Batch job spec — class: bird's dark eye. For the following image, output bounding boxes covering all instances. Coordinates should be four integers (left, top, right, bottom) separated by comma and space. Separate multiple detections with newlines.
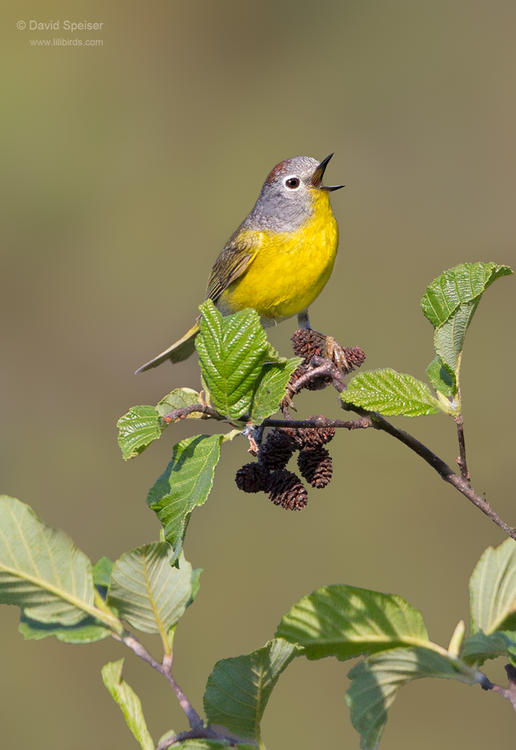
285, 177, 300, 189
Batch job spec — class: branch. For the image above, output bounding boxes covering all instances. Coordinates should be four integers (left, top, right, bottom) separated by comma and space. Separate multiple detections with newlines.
162, 403, 224, 423
454, 413, 470, 482
284, 352, 514, 539
263, 416, 371, 431
342, 403, 516, 540
481, 665, 516, 713
121, 634, 204, 731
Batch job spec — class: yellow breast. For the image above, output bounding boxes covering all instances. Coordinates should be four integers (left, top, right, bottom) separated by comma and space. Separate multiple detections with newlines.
219, 191, 338, 322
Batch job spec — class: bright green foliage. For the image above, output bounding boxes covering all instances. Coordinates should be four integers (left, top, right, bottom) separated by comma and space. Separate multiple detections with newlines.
156, 387, 201, 418
117, 405, 164, 460
93, 556, 114, 588
421, 262, 512, 375
204, 639, 298, 740
250, 356, 302, 422
343, 368, 441, 417
0, 495, 96, 625
421, 262, 512, 328
196, 301, 300, 421
426, 356, 456, 398
117, 388, 201, 460
147, 434, 224, 555
196, 301, 270, 419
108, 544, 194, 637
276, 584, 429, 660
461, 630, 516, 666
188, 566, 203, 608
469, 538, 516, 634
2, 260, 515, 750
346, 647, 477, 750
102, 659, 154, 750
19, 611, 110, 643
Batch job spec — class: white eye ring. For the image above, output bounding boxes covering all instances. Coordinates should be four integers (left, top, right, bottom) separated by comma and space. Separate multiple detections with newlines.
284, 175, 301, 190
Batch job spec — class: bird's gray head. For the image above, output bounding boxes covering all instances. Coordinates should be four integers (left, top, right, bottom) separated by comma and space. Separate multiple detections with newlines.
244, 154, 343, 233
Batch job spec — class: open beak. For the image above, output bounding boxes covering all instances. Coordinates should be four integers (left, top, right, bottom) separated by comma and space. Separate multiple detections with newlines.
311, 153, 344, 191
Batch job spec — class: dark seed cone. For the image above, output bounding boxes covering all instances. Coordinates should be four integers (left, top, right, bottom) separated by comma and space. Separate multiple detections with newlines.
298, 448, 333, 489
291, 329, 326, 361
273, 426, 304, 449
296, 417, 336, 449
235, 462, 270, 493
258, 429, 297, 471
342, 346, 366, 372
268, 470, 308, 510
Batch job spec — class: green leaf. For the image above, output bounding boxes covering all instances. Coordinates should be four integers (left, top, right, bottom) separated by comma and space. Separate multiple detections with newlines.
469, 538, 516, 634
421, 262, 512, 328
102, 659, 154, 750
188, 567, 202, 608
204, 638, 298, 740
276, 584, 429, 660
107, 544, 193, 636
117, 405, 164, 460
118, 389, 203, 461
196, 301, 270, 419
147, 434, 223, 555
343, 369, 440, 417
19, 611, 110, 643
346, 647, 477, 750
433, 301, 478, 372
93, 556, 114, 588
0, 495, 97, 625
250, 356, 303, 422
156, 387, 201, 418
461, 630, 516, 666
426, 356, 456, 398
421, 262, 512, 375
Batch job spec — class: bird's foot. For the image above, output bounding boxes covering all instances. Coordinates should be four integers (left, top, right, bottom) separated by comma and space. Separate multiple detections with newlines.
323, 335, 351, 373
290, 328, 365, 375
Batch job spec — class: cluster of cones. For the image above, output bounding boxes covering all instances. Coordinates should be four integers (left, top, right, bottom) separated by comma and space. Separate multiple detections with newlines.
235, 422, 335, 510
289, 328, 366, 390
235, 329, 366, 511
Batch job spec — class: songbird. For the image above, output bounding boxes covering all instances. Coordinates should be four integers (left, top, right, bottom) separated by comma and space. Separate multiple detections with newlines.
136, 154, 343, 373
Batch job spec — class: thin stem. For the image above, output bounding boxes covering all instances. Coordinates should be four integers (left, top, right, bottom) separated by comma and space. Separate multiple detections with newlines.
263, 416, 371, 430
455, 413, 470, 482
481, 665, 516, 713
162, 403, 224, 423
122, 634, 204, 731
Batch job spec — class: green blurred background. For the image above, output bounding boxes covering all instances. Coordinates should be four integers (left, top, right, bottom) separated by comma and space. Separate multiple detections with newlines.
2, 1, 515, 747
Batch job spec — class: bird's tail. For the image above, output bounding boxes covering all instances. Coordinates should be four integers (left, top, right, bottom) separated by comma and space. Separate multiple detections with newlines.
135, 320, 201, 373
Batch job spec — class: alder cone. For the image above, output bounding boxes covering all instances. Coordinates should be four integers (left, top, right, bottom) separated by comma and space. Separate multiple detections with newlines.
343, 345, 366, 370
297, 448, 333, 488
235, 462, 270, 493
296, 419, 336, 450
268, 470, 308, 510
258, 429, 296, 471
291, 329, 326, 361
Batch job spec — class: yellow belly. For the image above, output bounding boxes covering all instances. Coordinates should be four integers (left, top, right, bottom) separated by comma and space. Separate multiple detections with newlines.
219, 193, 338, 322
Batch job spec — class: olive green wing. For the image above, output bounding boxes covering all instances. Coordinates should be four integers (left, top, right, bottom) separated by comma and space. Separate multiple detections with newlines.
205, 230, 261, 303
